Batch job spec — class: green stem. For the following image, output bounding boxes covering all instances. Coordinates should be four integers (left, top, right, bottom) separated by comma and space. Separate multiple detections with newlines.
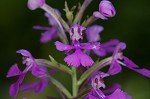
72, 67, 78, 97
46, 75, 73, 98
73, 0, 93, 24
41, 4, 69, 44
77, 57, 112, 86
36, 59, 73, 75
82, 16, 98, 27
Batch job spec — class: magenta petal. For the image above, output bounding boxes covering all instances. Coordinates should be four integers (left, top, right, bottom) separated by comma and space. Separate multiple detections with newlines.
99, 0, 116, 18
55, 41, 74, 51
113, 42, 126, 55
108, 60, 122, 75
7, 64, 22, 78
20, 82, 38, 93
93, 39, 120, 57
107, 89, 132, 99
9, 74, 25, 98
123, 56, 138, 68
123, 56, 150, 78
86, 25, 104, 42
80, 42, 100, 50
40, 27, 58, 43
64, 50, 80, 67
93, 48, 107, 57
102, 39, 120, 53
27, 0, 45, 10
20, 79, 48, 93
9, 82, 19, 98
16, 49, 32, 58
64, 49, 94, 67
31, 65, 47, 77
33, 25, 50, 30
103, 83, 121, 94
93, 11, 108, 20
34, 79, 49, 93
77, 49, 94, 67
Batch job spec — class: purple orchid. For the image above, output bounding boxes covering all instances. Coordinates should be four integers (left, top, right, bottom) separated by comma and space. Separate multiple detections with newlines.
6, 50, 48, 98
108, 42, 150, 78
86, 25, 120, 57
55, 24, 100, 67
93, 0, 116, 20
85, 72, 132, 99
16, 49, 47, 77
27, 0, 45, 10
33, 10, 61, 43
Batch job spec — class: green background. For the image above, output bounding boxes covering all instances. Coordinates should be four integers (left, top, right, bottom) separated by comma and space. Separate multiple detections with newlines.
0, 0, 150, 99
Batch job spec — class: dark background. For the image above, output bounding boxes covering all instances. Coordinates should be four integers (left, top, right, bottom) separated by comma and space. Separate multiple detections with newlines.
0, 0, 150, 99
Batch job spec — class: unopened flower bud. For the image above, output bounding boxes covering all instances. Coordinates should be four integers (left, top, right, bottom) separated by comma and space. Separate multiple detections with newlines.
93, 0, 116, 20
27, 0, 45, 10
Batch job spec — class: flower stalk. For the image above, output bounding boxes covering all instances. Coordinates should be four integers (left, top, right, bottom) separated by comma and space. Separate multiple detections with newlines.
73, 0, 93, 24
36, 59, 73, 75
46, 75, 73, 98
72, 67, 78, 97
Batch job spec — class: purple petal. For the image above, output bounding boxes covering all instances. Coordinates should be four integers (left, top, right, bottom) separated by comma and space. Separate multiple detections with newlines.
55, 41, 74, 51
86, 25, 104, 42
40, 27, 58, 43
99, 0, 116, 18
107, 89, 132, 99
16, 49, 33, 58
103, 83, 121, 94
31, 65, 47, 77
93, 39, 120, 57
33, 25, 50, 30
9, 74, 25, 98
80, 42, 100, 50
108, 60, 122, 75
27, 0, 45, 10
87, 89, 106, 99
113, 42, 126, 55
64, 49, 94, 67
102, 39, 120, 53
7, 64, 22, 78
93, 48, 107, 57
34, 79, 49, 93
93, 11, 108, 20
76, 49, 94, 67
64, 50, 80, 67
123, 56, 150, 78
9, 82, 19, 98
20, 78, 49, 93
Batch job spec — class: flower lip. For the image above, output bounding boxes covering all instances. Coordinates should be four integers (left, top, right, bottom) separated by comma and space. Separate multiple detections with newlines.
92, 72, 109, 89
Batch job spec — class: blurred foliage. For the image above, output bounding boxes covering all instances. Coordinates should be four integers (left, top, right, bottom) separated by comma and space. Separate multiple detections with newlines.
0, 0, 150, 99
